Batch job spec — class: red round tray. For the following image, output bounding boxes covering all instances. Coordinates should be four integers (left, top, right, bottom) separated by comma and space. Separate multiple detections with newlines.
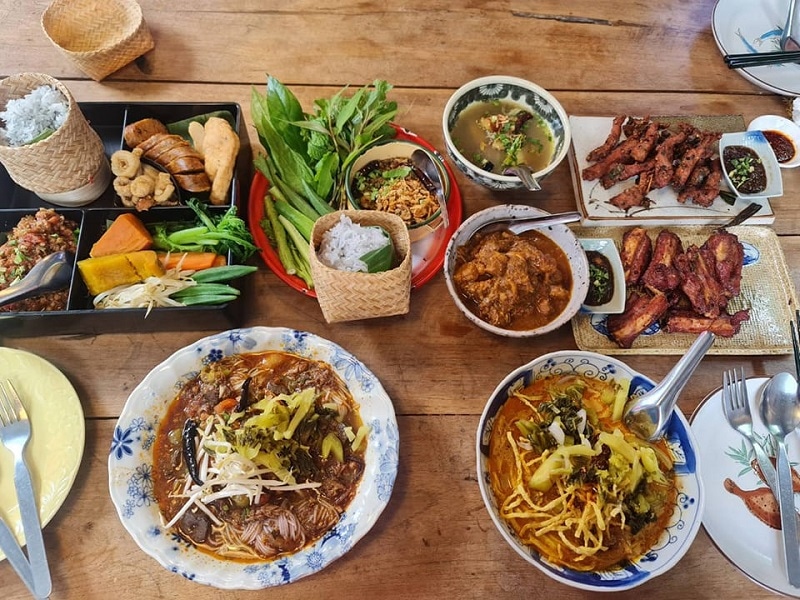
248, 126, 463, 297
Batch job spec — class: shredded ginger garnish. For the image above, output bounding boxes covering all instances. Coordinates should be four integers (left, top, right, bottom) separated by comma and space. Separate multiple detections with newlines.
163, 414, 321, 530
93, 266, 196, 316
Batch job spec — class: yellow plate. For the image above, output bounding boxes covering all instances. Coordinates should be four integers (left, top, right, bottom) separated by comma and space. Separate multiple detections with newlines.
0, 348, 84, 559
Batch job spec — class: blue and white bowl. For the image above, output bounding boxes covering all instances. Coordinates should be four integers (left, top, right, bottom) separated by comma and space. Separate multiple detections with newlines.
476, 351, 704, 592
108, 327, 399, 589
442, 75, 571, 191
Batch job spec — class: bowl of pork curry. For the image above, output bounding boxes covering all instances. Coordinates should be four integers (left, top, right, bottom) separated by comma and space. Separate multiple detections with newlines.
443, 205, 589, 337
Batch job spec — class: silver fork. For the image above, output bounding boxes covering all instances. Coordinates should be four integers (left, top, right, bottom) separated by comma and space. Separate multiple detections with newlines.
0, 380, 52, 599
722, 368, 781, 499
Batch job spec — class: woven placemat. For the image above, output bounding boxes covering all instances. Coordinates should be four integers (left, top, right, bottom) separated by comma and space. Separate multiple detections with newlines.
571, 225, 797, 355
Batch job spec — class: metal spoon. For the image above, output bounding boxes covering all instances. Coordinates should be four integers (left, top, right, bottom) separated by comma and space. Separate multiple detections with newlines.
0, 251, 73, 308
410, 149, 449, 229
782, 0, 800, 51
470, 210, 582, 238
760, 371, 800, 588
623, 330, 715, 440
503, 165, 542, 191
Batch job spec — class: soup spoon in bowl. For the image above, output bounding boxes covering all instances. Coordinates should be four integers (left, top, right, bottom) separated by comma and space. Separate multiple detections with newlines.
503, 165, 542, 191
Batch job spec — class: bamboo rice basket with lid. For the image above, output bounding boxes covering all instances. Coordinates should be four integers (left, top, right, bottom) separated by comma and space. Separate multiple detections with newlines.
309, 210, 412, 323
0, 72, 110, 206
41, 0, 154, 81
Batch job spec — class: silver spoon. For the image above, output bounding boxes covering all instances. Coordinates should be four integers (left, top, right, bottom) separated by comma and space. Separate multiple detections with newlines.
503, 165, 542, 191
0, 251, 73, 308
623, 330, 715, 440
410, 149, 449, 229
782, 0, 800, 51
470, 210, 582, 238
760, 371, 800, 588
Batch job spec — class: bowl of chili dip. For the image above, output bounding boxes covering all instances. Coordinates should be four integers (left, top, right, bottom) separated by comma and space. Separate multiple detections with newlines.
719, 131, 782, 199
747, 114, 800, 169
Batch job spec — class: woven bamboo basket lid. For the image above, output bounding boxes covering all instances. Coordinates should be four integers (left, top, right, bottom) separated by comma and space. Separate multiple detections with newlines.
310, 211, 412, 323
0, 73, 109, 203
41, 0, 154, 81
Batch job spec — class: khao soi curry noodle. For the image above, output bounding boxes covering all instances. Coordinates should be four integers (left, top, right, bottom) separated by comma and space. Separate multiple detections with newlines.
152, 350, 369, 562
487, 373, 677, 572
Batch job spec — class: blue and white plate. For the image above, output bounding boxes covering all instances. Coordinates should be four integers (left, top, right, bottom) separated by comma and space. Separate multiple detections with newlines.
712, 0, 800, 96
719, 131, 783, 199
108, 327, 399, 589
476, 351, 704, 592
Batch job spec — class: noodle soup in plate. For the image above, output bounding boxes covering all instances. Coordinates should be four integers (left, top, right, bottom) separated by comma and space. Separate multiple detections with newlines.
108, 327, 399, 589
476, 350, 703, 592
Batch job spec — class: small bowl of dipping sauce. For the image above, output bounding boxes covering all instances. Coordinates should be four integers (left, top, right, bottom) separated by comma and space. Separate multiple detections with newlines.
747, 114, 800, 169
719, 131, 783, 199
579, 238, 625, 315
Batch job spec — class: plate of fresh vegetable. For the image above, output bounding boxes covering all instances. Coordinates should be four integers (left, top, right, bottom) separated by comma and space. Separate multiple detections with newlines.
248, 77, 462, 296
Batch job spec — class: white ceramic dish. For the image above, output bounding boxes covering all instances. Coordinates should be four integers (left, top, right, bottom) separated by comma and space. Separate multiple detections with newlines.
477, 351, 704, 592
690, 377, 800, 597
719, 131, 783, 199
747, 114, 800, 168
0, 348, 84, 561
579, 238, 626, 315
568, 115, 776, 226
442, 75, 571, 191
443, 204, 589, 337
712, 0, 800, 96
108, 327, 399, 589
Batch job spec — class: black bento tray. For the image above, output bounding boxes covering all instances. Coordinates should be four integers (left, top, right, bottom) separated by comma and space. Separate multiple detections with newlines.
0, 102, 253, 338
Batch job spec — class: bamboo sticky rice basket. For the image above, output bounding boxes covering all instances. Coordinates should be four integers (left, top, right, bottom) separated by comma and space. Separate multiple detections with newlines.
309, 210, 412, 323
0, 72, 110, 205
41, 0, 154, 81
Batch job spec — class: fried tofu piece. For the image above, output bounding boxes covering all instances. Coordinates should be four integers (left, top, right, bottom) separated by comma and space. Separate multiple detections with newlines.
203, 117, 240, 205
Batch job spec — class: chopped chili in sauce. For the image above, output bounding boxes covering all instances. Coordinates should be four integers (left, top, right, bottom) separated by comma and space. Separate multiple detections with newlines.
762, 130, 795, 163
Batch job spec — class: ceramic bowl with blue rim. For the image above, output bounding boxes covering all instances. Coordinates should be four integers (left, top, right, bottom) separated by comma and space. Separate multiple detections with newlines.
108, 327, 399, 589
443, 204, 589, 338
719, 130, 783, 199
476, 351, 704, 592
441, 75, 571, 191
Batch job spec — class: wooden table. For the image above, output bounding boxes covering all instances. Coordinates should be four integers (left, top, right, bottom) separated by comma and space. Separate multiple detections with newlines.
1, 1, 799, 598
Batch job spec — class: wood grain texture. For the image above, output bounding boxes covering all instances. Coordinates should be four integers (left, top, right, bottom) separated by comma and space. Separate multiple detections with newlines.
0, 0, 770, 93
1, 0, 799, 597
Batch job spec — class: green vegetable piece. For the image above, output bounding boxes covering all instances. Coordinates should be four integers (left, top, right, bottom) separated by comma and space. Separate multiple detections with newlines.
166, 110, 236, 141
358, 227, 394, 273
321, 432, 344, 462
190, 264, 257, 283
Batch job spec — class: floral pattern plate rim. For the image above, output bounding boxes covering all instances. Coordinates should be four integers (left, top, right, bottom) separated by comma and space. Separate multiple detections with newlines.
107, 327, 399, 589
0, 347, 84, 561
690, 377, 800, 598
476, 351, 705, 592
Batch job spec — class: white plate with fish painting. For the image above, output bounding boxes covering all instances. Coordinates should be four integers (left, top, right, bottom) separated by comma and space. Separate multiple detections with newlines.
712, 0, 800, 96
690, 377, 800, 597
108, 327, 399, 589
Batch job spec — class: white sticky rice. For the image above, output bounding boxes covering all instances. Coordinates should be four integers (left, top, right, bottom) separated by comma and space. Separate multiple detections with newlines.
319, 214, 390, 272
0, 85, 69, 147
